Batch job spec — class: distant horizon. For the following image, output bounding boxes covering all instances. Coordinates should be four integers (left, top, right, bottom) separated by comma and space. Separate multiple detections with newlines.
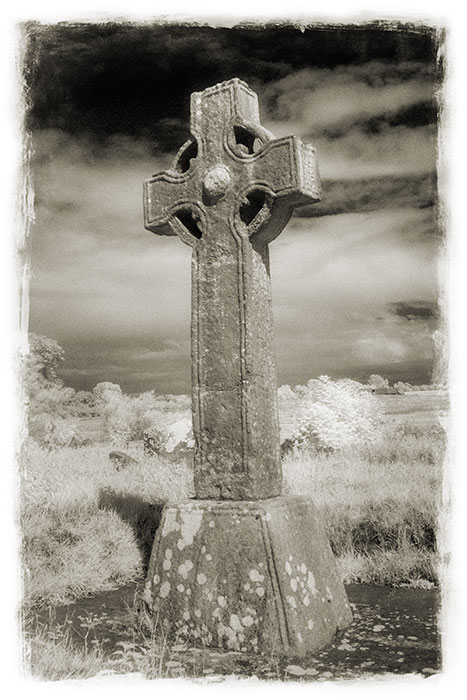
25, 22, 443, 395
48, 328, 435, 396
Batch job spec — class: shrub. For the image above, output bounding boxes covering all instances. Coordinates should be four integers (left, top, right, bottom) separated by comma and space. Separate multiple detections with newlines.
28, 383, 77, 419
277, 384, 295, 401
92, 382, 122, 409
28, 413, 78, 450
285, 376, 381, 453
368, 374, 389, 390
93, 384, 160, 444
143, 426, 167, 456
394, 381, 413, 393
143, 419, 194, 464
71, 390, 98, 417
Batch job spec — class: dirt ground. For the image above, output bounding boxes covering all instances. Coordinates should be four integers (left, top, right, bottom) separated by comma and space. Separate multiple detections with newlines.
37, 581, 441, 682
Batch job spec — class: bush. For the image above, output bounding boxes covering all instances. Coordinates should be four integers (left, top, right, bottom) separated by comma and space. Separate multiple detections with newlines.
143, 419, 194, 466
368, 374, 389, 390
70, 391, 98, 417
92, 384, 168, 444
284, 376, 381, 453
92, 382, 122, 409
394, 381, 413, 393
28, 413, 79, 450
277, 384, 295, 401
143, 426, 167, 456
28, 383, 77, 419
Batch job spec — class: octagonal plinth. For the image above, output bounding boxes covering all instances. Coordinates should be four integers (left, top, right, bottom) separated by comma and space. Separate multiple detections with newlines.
144, 496, 352, 657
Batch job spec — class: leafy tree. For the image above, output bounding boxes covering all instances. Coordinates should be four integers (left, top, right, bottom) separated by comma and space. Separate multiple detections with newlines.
27, 333, 65, 383
24, 333, 89, 447
25, 334, 76, 419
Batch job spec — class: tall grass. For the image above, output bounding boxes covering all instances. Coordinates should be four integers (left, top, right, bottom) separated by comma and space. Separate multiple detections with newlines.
21, 440, 193, 607
283, 424, 444, 586
21, 419, 445, 610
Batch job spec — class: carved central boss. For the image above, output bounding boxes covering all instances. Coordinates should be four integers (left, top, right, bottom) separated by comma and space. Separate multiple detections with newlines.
144, 79, 321, 500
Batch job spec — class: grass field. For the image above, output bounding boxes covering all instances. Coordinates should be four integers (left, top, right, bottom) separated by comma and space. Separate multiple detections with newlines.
21, 389, 448, 679
283, 423, 444, 587
372, 390, 449, 424
21, 391, 447, 610
21, 440, 194, 607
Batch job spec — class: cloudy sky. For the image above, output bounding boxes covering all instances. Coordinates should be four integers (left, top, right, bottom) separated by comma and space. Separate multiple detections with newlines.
24, 21, 443, 394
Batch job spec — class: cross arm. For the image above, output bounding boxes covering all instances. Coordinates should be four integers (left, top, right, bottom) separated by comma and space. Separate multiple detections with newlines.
233, 136, 321, 245
249, 136, 321, 203
143, 170, 200, 240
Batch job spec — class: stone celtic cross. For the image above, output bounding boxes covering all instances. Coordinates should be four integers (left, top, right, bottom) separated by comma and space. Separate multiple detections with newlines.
144, 78, 320, 500
143, 79, 351, 657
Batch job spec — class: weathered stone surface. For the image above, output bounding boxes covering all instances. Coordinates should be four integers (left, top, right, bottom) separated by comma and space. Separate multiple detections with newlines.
143, 79, 351, 656
144, 496, 352, 657
144, 78, 321, 500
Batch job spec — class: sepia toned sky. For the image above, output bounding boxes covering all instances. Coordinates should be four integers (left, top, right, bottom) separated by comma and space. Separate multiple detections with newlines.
24, 22, 443, 394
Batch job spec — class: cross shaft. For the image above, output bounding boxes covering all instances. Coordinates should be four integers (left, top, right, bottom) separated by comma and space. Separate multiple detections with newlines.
144, 79, 320, 499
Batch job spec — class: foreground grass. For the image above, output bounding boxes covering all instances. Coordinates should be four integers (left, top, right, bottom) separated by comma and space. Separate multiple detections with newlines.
21, 421, 445, 611
25, 614, 105, 680
21, 441, 194, 607
25, 588, 217, 680
21, 421, 445, 680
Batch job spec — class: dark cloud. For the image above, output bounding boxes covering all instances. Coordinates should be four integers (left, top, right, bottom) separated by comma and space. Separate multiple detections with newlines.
23, 22, 439, 146
364, 100, 438, 132
342, 359, 434, 387
295, 172, 437, 217
278, 358, 434, 389
388, 300, 439, 321
261, 61, 437, 132
314, 100, 438, 140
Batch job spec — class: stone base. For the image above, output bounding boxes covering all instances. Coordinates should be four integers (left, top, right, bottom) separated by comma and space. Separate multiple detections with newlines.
144, 496, 352, 657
